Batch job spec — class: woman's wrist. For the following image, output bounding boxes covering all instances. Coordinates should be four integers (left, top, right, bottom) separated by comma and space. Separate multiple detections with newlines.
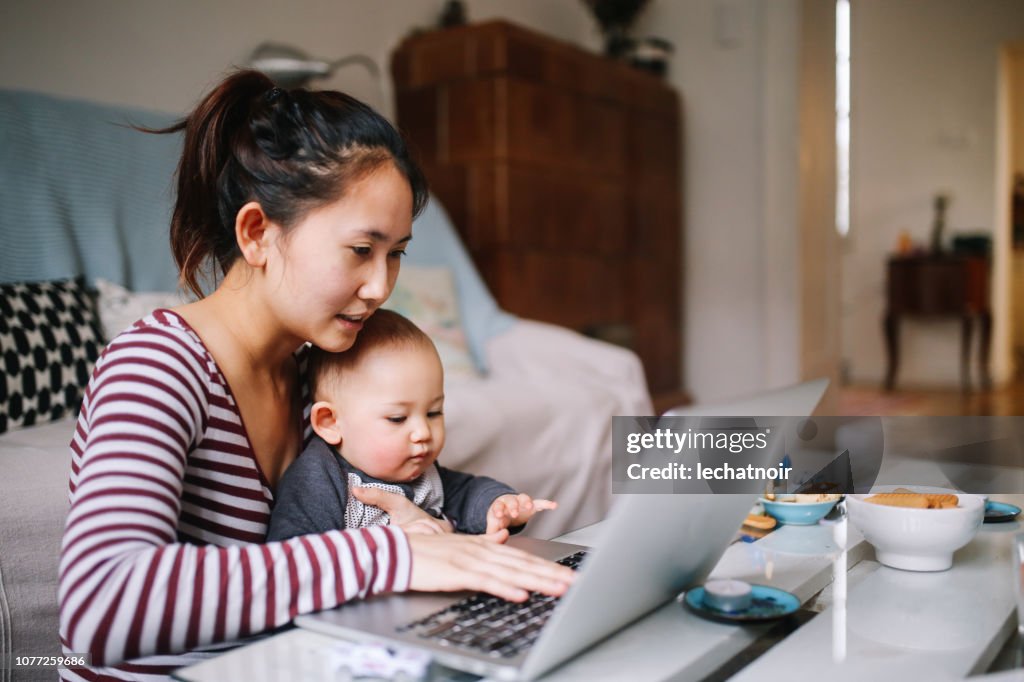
386, 525, 414, 593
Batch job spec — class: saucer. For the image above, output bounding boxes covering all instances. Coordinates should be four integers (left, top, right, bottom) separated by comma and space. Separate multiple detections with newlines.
683, 584, 800, 624
984, 500, 1022, 523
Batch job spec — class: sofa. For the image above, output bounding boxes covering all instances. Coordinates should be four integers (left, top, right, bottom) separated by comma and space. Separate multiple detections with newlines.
0, 89, 652, 676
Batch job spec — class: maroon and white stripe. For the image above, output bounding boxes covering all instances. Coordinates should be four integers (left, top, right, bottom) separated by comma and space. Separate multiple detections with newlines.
59, 310, 411, 681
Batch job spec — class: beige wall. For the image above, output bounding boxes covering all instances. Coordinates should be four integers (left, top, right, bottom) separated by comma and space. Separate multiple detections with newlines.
1005, 45, 1024, 368
799, 0, 840, 412
1015, 46, 1024, 177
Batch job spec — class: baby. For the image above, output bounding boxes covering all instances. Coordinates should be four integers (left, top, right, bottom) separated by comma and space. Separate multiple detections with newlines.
268, 309, 555, 541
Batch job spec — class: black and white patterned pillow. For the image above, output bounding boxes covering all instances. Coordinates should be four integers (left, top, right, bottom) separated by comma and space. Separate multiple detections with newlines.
0, 277, 104, 433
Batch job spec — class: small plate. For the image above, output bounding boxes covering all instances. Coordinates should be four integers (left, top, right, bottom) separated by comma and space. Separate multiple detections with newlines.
984, 500, 1022, 523
683, 584, 800, 623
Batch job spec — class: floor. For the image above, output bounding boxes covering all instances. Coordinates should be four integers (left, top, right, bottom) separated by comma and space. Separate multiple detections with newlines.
836, 382, 1024, 416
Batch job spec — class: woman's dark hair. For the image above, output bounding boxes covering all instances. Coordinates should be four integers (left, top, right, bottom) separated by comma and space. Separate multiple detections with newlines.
145, 70, 428, 297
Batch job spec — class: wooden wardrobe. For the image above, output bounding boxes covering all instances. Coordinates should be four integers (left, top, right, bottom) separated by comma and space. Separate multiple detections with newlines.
391, 20, 685, 405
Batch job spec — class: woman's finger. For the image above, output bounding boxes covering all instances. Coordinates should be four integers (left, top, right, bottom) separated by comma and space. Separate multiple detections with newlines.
351, 486, 408, 512
351, 487, 440, 528
461, 555, 574, 600
405, 533, 575, 601
460, 537, 577, 589
532, 499, 558, 511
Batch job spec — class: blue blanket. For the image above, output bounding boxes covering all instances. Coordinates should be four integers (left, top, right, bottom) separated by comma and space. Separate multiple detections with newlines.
0, 89, 181, 290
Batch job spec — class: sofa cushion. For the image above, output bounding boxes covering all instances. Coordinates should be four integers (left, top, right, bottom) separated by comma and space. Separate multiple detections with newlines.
0, 417, 74, 680
93, 278, 189, 341
0, 277, 103, 433
405, 199, 516, 373
384, 266, 479, 381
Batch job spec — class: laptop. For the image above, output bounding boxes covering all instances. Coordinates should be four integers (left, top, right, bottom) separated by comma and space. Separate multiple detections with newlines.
296, 379, 828, 680
296, 492, 751, 680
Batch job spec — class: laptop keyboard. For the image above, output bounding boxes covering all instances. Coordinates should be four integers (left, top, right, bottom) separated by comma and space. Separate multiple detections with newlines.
396, 550, 587, 659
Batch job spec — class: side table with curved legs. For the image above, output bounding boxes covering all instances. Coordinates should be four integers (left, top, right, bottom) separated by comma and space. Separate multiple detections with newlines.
883, 254, 991, 392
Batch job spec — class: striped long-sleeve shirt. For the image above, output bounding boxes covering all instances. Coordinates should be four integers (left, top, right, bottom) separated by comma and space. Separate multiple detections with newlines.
58, 309, 412, 681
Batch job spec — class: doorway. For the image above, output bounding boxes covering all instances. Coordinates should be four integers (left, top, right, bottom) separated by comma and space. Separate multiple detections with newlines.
999, 44, 1024, 381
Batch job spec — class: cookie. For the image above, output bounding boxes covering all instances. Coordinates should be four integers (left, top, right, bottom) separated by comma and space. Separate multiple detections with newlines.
744, 513, 777, 530
926, 494, 959, 509
865, 492, 959, 509
866, 493, 929, 508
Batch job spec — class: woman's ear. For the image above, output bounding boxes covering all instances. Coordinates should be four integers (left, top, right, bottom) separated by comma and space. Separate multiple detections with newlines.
311, 400, 343, 446
235, 201, 273, 267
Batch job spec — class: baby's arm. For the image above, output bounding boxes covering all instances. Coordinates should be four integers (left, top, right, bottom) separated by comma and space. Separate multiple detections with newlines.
436, 466, 516, 534
267, 439, 349, 541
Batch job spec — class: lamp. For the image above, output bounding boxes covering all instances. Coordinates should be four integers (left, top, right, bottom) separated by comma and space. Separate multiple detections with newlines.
246, 42, 380, 89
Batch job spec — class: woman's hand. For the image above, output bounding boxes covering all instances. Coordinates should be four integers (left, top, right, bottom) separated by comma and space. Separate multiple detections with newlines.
351, 486, 454, 535
405, 532, 576, 602
353, 486, 575, 601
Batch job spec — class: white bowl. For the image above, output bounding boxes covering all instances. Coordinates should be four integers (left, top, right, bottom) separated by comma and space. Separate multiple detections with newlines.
846, 487, 984, 572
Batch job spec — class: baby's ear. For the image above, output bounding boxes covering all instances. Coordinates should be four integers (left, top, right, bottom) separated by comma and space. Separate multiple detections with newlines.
310, 400, 343, 446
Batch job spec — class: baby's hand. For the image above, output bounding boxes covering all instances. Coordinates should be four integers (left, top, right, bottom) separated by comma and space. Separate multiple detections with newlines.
486, 494, 558, 534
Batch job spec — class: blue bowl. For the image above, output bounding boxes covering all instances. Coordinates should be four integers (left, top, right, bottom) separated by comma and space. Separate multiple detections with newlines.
758, 498, 838, 526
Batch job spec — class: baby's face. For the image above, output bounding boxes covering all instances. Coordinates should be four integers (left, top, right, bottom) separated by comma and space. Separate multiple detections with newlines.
329, 343, 445, 482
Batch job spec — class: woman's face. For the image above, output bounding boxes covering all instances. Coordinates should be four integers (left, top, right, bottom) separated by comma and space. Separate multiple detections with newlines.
264, 163, 414, 352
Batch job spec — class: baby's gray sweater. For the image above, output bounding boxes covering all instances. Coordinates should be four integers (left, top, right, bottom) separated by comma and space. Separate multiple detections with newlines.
267, 435, 516, 541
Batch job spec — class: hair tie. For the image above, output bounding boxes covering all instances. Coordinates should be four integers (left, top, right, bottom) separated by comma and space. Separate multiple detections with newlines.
265, 87, 284, 103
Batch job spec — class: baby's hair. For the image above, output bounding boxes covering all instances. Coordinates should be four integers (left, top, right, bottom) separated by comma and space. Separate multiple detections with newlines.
140, 70, 428, 297
308, 309, 438, 400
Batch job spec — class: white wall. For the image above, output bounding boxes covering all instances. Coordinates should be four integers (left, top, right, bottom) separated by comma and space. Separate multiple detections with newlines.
0, 0, 597, 117
636, 0, 809, 403
636, 0, 767, 403
843, 0, 1024, 388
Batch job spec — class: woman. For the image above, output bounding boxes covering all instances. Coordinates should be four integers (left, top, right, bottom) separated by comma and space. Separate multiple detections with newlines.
58, 71, 574, 681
